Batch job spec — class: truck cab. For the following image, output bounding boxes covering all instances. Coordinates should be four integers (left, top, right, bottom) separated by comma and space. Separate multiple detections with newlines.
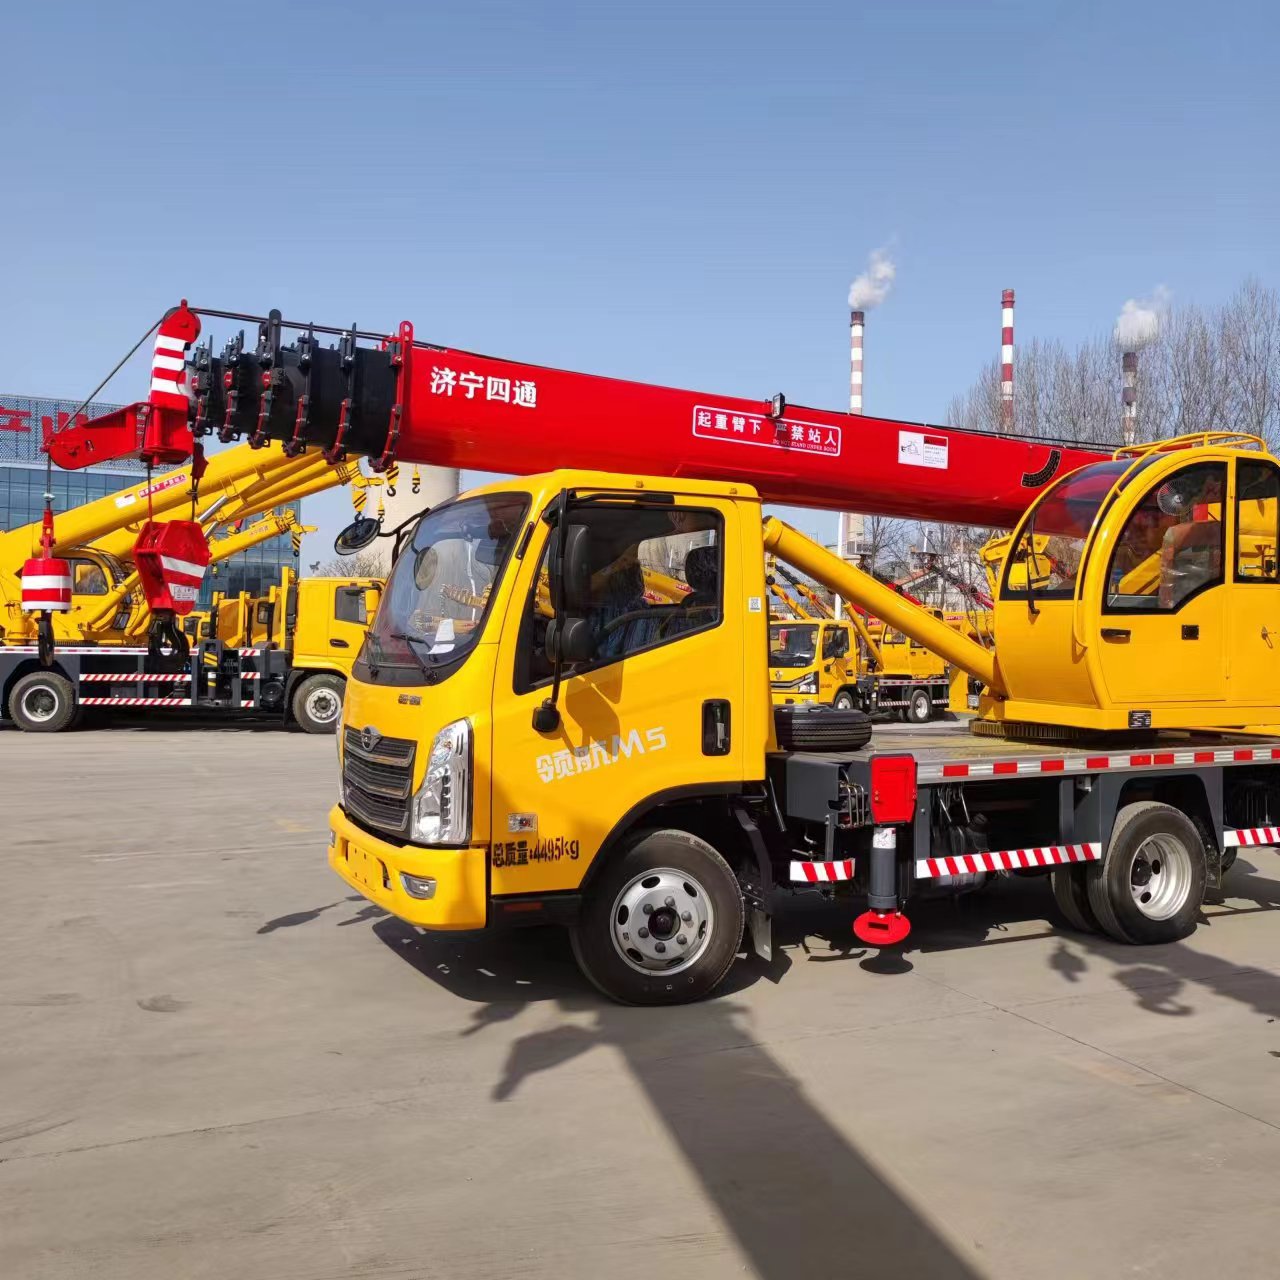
768, 617, 857, 707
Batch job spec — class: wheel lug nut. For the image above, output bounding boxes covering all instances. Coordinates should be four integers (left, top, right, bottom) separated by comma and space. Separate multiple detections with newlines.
638, 927, 649, 939
642, 903, 653, 915
655, 941, 666, 953
677, 934, 687, 946
664, 896, 676, 908
622, 932, 630, 941
681, 911, 692, 923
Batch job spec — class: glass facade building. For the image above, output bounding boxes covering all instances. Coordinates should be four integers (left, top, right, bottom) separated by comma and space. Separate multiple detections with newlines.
1, 393, 297, 605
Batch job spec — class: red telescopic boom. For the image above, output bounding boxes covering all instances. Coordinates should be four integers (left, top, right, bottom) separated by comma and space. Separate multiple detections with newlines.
46, 303, 1110, 528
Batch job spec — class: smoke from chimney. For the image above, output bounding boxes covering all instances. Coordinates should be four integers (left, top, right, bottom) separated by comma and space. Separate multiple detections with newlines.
1114, 285, 1171, 349
848, 247, 896, 310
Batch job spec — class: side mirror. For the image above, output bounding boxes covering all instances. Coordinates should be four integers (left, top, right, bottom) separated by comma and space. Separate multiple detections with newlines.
545, 616, 596, 665
551, 522, 592, 614
334, 516, 381, 555
829, 629, 850, 658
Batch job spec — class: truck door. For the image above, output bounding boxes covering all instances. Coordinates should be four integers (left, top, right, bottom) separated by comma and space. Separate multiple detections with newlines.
1226, 457, 1280, 705
488, 496, 745, 897
329, 582, 380, 658
822, 622, 854, 692
1097, 460, 1227, 704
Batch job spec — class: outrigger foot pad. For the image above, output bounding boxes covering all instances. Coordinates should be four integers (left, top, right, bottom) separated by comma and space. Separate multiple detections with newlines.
853, 909, 911, 946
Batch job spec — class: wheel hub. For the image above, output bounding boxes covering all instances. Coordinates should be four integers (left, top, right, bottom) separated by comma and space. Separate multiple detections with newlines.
307, 690, 340, 722
611, 867, 714, 975
1128, 835, 1191, 921
22, 688, 58, 722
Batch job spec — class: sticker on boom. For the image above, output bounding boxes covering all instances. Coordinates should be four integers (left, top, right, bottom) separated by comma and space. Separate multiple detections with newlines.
692, 405, 841, 457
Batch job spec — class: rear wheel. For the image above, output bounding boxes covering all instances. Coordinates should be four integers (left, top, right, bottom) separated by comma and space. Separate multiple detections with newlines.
1051, 865, 1098, 933
570, 829, 743, 1005
1087, 802, 1206, 944
291, 673, 345, 734
9, 670, 77, 733
905, 687, 933, 724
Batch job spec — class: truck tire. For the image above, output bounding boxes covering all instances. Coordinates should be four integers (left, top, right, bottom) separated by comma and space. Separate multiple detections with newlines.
774, 704, 873, 751
833, 688, 856, 711
291, 673, 345, 734
905, 687, 933, 724
1086, 802, 1206, 944
9, 670, 77, 733
1050, 866, 1098, 934
570, 829, 744, 1005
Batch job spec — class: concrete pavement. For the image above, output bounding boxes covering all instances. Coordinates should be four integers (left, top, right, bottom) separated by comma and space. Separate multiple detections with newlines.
2, 726, 1278, 1278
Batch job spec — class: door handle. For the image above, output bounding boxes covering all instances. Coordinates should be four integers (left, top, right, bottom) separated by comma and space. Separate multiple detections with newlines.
1101, 628, 1130, 642
330, 638, 350, 649
702, 699, 731, 756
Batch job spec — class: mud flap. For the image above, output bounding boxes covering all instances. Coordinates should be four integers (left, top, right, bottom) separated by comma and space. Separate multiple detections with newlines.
750, 905, 772, 962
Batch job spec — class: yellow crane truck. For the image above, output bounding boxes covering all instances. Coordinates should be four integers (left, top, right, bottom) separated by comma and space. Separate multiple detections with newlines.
0, 444, 371, 732
330, 440, 1280, 1002
767, 563, 950, 721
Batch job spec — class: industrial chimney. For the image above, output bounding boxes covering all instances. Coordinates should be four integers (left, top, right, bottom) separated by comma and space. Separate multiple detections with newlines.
1122, 350, 1138, 446
836, 310, 867, 592
849, 309, 865, 414
1000, 289, 1015, 433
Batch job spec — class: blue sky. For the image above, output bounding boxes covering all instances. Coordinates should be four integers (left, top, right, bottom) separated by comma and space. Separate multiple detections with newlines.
4, 1, 1277, 555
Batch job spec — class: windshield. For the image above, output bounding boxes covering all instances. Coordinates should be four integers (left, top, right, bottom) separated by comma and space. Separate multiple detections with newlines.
365, 492, 529, 674
1003, 457, 1157, 601
769, 622, 819, 668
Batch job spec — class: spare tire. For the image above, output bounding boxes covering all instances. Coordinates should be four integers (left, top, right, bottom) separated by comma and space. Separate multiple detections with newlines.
774, 703, 873, 752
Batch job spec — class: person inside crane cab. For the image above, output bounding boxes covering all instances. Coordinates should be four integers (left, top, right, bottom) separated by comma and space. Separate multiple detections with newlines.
1106, 462, 1225, 610
520, 503, 723, 685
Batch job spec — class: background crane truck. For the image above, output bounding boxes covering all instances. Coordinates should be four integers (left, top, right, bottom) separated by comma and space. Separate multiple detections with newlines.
52, 302, 1280, 1007
2, 438, 379, 732
766, 561, 951, 721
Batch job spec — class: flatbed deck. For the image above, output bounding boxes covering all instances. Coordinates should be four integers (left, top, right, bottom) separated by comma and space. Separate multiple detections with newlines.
864, 717, 1280, 782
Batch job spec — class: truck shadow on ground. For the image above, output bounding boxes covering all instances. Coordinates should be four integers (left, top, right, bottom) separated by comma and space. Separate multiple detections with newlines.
372, 915, 983, 1280
365, 858, 1280, 1278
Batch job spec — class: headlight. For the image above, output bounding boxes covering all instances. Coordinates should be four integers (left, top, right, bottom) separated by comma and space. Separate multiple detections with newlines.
797, 673, 818, 694
411, 718, 471, 845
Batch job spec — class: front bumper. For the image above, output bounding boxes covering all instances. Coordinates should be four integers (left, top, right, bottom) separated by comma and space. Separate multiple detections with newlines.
328, 804, 488, 930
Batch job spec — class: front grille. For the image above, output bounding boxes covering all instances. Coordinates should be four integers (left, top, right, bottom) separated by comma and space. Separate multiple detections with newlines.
343, 727, 416, 838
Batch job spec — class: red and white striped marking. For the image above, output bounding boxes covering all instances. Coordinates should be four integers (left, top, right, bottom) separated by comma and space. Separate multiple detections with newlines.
916, 843, 1101, 879
159, 553, 206, 606
1224, 827, 1280, 848
849, 309, 864, 414
79, 697, 257, 708
148, 304, 199, 409
789, 858, 856, 884
21, 557, 73, 611
917, 743, 1280, 783
3, 646, 151, 655
1000, 288, 1015, 433
80, 672, 191, 683
239, 648, 260, 657
1122, 350, 1138, 447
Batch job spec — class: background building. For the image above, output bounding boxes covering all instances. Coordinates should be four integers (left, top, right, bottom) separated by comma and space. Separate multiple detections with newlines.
1, 393, 297, 605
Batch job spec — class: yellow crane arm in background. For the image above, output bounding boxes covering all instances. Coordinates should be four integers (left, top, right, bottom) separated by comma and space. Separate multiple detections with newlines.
763, 517, 1004, 695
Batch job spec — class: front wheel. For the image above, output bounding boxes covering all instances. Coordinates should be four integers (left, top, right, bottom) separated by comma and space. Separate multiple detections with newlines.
291, 673, 346, 734
9, 670, 77, 733
832, 689, 856, 711
905, 687, 933, 724
570, 829, 744, 1005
